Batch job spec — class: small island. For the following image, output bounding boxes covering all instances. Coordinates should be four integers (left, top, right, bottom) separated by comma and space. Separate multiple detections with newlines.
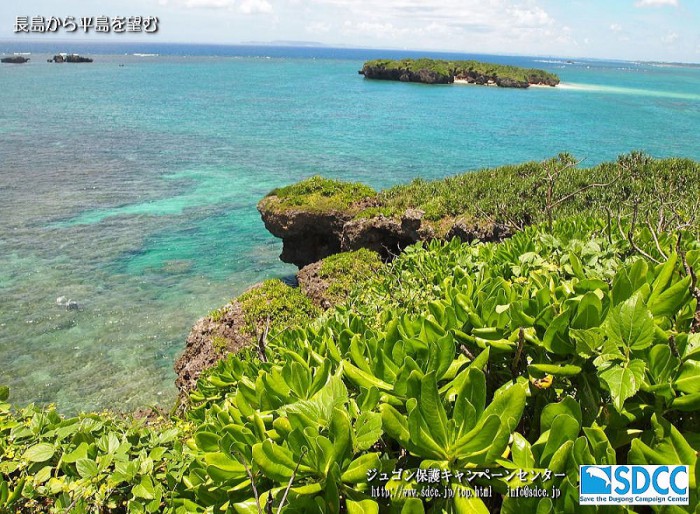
51, 54, 93, 63
1, 56, 30, 64
360, 58, 560, 88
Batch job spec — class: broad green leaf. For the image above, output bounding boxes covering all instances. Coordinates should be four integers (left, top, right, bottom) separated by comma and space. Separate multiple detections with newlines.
194, 431, 219, 453
511, 432, 535, 469
671, 393, 700, 412
380, 404, 410, 448
481, 381, 527, 431
0, 386, 8, 402
541, 414, 580, 466
205, 451, 248, 480
452, 415, 501, 463
674, 361, 700, 394
629, 415, 697, 471
649, 276, 691, 318
354, 411, 383, 452
340, 453, 381, 483
401, 498, 425, 514
571, 292, 602, 329
542, 309, 575, 355
540, 397, 582, 433
605, 294, 654, 350
346, 499, 379, 514
61, 442, 88, 463
23, 443, 54, 463
342, 362, 393, 392
599, 359, 646, 411
419, 372, 448, 449
76, 458, 99, 479
648, 344, 679, 384
254, 439, 314, 482
648, 254, 678, 304
680, 333, 700, 361
132, 475, 155, 500
330, 408, 352, 464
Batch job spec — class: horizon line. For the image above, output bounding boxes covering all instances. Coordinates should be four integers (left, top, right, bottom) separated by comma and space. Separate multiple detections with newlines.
1, 38, 698, 66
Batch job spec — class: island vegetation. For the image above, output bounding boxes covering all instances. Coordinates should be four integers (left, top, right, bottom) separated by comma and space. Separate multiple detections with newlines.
1, 153, 699, 513
360, 58, 560, 87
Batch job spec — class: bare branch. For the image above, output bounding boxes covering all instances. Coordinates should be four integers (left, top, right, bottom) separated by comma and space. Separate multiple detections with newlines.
678, 234, 700, 334
236, 451, 262, 514
459, 344, 475, 361
627, 205, 662, 265
511, 328, 525, 382
645, 219, 668, 261
278, 448, 308, 513
257, 314, 270, 363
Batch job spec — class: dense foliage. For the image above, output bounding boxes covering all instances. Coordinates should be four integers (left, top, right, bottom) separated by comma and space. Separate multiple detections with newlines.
380, 153, 700, 226
3, 170, 700, 512
236, 279, 321, 337
0, 392, 192, 513
264, 176, 376, 214
361, 58, 560, 85
265, 154, 700, 238
185, 217, 700, 513
316, 249, 383, 306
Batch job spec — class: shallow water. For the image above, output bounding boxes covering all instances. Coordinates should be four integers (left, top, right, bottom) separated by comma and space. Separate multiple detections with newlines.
1, 44, 699, 412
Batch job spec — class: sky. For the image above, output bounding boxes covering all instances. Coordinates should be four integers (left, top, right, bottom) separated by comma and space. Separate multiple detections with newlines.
1, 0, 699, 62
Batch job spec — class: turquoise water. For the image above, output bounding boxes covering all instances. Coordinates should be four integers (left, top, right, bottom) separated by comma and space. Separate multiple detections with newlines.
2, 45, 700, 412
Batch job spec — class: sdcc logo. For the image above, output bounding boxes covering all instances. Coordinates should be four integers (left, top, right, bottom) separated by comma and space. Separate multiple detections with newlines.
579, 465, 689, 505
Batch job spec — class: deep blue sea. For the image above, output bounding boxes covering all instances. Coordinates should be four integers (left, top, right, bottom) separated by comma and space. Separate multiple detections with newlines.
2, 41, 700, 413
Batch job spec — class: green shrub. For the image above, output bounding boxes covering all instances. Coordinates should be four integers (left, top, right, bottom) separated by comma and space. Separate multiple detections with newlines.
0, 399, 192, 513
264, 176, 377, 213
186, 216, 700, 513
4, 218, 699, 512
317, 249, 383, 305
237, 279, 321, 337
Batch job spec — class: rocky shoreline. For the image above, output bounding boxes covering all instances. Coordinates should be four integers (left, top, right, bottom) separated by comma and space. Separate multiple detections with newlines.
258, 193, 511, 267
174, 187, 511, 400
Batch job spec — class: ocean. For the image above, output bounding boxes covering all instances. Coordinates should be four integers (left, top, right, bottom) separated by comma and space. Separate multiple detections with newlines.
1, 41, 699, 413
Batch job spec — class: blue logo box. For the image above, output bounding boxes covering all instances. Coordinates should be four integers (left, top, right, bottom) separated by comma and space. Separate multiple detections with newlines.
579, 465, 689, 505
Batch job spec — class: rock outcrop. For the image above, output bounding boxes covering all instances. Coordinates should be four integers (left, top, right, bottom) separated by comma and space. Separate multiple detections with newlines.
52, 54, 93, 63
360, 65, 452, 84
259, 200, 439, 267
174, 301, 252, 399
1, 56, 30, 64
259, 197, 510, 268
257, 201, 352, 267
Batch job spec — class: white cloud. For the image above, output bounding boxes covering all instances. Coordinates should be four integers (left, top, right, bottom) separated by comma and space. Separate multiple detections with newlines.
307, 0, 556, 42
159, 0, 273, 12
661, 32, 679, 44
239, 0, 273, 13
610, 23, 622, 32
305, 21, 331, 33
635, 0, 678, 7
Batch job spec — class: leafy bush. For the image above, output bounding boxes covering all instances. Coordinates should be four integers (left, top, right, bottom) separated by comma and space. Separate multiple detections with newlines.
264, 176, 376, 213
0, 396, 192, 513
184, 216, 700, 513
317, 249, 383, 305
237, 279, 321, 337
381, 153, 700, 227
2, 216, 699, 512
